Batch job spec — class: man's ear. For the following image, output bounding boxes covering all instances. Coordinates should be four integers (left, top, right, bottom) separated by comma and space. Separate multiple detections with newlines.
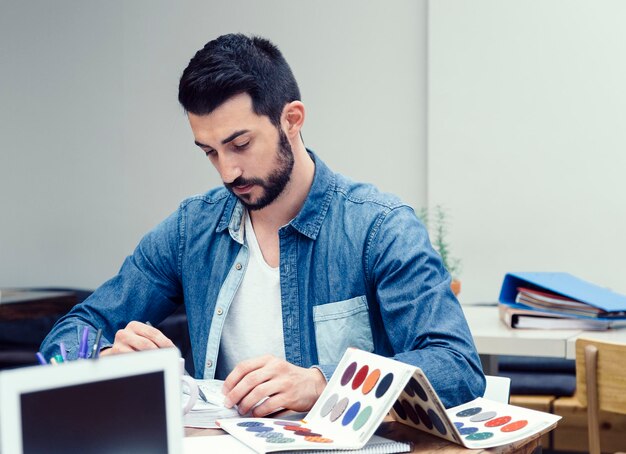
282, 101, 305, 138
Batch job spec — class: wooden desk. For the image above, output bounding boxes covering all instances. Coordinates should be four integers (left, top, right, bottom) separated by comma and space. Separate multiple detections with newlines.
184, 420, 550, 453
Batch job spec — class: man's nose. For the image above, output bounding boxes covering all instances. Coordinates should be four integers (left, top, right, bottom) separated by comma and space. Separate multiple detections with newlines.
217, 155, 243, 184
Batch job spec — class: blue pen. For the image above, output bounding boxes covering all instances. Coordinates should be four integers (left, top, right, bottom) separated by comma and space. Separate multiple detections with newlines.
36, 352, 47, 365
59, 341, 68, 361
78, 326, 90, 359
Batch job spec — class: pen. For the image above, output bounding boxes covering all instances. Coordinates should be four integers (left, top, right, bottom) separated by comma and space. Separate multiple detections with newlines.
78, 326, 90, 359
50, 357, 58, 365
59, 341, 67, 361
145, 320, 208, 403
53, 354, 64, 364
91, 329, 103, 359
36, 352, 47, 365
186, 367, 208, 403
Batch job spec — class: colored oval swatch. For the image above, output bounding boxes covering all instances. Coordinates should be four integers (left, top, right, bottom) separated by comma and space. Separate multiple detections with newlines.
361, 369, 381, 395
375, 372, 394, 398
409, 377, 428, 401
352, 365, 369, 390
274, 421, 300, 427
401, 400, 420, 425
320, 393, 338, 418
456, 407, 482, 417
466, 432, 494, 441
305, 436, 333, 443
256, 431, 283, 439
485, 416, 512, 427
393, 400, 407, 420
470, 411, 497, 422
415, 404, 433, 430
342, 402, 361, 426
329, 397, 349, 422
238, 421, 264, 427
341, 362, 357, 386
501, 420, 528, 432
295, 430, 321, 437
428, 409, 447, 435
246, 426, 273, 432
353, 406, 373, 431
267, 437, 295, 444
459, 426, 479, 435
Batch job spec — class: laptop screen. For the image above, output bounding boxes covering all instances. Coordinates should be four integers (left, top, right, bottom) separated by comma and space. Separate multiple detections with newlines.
0, 348, 183, 454
21, 371, 168, 454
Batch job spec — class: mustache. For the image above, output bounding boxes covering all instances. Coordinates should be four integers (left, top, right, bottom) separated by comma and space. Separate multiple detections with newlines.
224, 176, 265, 191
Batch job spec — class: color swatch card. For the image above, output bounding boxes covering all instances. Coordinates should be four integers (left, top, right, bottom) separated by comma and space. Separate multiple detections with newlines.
217, 348, 560, 452
436, 397, 560, 449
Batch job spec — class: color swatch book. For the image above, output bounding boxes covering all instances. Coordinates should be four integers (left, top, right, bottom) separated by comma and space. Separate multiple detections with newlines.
217, 348, 560, 452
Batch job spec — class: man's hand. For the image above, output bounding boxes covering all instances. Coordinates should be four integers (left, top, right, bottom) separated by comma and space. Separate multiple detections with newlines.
222, 355, 327, 417
99, 321, 176, 356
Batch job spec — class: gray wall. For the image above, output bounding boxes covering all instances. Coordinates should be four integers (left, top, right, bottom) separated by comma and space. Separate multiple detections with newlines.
0, 1, 427, 289
5, 1, 621, 305
429, 0, 626, 302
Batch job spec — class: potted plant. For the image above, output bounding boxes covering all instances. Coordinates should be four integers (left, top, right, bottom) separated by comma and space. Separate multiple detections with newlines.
417, 205, 462, 296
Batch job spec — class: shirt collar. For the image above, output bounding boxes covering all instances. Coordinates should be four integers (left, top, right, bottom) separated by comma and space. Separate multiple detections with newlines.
217, 149, 335, 241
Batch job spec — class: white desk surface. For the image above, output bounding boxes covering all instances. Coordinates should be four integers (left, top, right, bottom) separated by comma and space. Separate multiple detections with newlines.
461, 304, 626, 360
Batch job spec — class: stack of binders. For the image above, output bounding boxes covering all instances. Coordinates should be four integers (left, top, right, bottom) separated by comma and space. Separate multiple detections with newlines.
498, 272, 626, 330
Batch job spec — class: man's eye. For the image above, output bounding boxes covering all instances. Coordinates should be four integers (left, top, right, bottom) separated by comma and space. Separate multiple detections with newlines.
233, 141, 249, 150
203, 148, 216, 157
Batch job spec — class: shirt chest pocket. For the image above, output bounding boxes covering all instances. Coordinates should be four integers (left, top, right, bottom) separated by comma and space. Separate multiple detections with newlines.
312, 296, 374, 365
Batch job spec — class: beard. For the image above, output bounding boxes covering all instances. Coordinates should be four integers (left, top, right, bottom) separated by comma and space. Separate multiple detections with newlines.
224, 128, 295, 211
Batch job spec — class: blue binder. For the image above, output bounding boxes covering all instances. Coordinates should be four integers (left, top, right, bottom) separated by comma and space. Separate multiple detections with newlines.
499, 272, 626, 318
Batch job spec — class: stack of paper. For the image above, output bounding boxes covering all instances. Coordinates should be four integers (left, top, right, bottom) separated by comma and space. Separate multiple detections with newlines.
183, 379, 240, 428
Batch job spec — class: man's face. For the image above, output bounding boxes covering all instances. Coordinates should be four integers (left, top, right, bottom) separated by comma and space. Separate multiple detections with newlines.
188, 93, 294, 210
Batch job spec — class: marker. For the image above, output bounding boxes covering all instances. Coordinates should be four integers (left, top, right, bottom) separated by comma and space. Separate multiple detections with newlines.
49, 357, 58, 365
91, 329, 103, 359
53, 354, 64, 364
59, 342, 67, 361
78, 326, 90, 359
36, 352, 47, 365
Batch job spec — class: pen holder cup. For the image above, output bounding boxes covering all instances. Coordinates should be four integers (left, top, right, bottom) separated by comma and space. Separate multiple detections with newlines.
179, 358, 199, 415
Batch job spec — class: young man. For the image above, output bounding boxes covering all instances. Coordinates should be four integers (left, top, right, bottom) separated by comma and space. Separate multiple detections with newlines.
41, 34, 484, 415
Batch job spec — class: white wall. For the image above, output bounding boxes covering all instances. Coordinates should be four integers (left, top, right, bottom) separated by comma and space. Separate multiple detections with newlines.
0, 0, 427, 288
428, 0, 626, 302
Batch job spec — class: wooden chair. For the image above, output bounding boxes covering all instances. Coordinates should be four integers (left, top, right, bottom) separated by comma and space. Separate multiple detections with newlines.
575, 337, 626, 454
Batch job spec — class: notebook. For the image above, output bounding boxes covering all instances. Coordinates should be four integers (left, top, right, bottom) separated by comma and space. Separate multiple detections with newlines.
183, 433, 410, 453
0, 348, 184, 454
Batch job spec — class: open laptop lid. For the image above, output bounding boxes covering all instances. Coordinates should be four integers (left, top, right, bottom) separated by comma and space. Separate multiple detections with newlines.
0, 348, 183, 454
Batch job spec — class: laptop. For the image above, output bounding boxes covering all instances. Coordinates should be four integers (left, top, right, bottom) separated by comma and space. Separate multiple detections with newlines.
0, 348, 183, 454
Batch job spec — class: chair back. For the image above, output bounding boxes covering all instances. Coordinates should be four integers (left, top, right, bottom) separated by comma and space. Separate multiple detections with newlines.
575, 337, 626, 454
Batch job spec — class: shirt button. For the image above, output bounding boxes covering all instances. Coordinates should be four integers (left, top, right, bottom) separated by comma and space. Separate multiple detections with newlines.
235, 263, 242, 270
216, 308, 223, 316
207, 360, 213, 367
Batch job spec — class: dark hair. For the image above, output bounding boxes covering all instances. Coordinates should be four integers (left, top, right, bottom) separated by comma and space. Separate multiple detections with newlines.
178, 34, 301, 126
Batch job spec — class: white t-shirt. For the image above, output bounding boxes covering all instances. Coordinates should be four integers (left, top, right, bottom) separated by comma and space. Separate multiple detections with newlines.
215, 211, 286, 379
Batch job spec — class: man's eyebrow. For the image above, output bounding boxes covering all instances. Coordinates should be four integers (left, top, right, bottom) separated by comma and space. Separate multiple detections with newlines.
194, 130, 250, 150
194, 140, 211, 149
221, 129, 250, 145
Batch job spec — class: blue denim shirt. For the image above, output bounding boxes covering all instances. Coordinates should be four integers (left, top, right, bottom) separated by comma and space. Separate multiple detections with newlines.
41, 151, 484, 408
